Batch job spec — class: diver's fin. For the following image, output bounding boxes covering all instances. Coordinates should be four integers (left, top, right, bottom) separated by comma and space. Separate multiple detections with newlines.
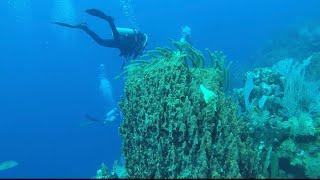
85, 114, 102, 122
80, 114, 103, 127
53, 22, 83, 29
85, 9, 113, 22
79, 120, 95, 127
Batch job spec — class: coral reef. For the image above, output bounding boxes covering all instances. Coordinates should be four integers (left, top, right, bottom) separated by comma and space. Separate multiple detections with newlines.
306, 52, 320, 81
95, 24, 320, 178
118, 42, 260, 178
95, 161, 128, 179
234, 55, 320, 178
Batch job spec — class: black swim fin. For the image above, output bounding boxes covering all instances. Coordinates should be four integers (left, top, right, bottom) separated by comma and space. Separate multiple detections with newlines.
85, 114, 102, 123
85, 9, 113, 21
53, 22, 81, 29
53, 22, 88, 30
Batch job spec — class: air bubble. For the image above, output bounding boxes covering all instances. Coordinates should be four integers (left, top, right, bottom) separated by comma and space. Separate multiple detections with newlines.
119, 0, 139, 29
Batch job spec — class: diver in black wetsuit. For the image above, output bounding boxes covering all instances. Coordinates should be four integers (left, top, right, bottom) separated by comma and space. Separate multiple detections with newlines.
54, 9, 148, 60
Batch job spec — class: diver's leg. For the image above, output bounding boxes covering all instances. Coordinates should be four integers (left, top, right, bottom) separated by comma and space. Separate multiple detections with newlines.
85, 9, 120, 40
85, 9, 110, 19
81, 26, 118, 48
54, 21, 117, 47
105, 17, 120, 41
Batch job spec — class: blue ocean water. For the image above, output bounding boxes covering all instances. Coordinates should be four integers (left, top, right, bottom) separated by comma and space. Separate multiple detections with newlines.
0, 0, 319, 178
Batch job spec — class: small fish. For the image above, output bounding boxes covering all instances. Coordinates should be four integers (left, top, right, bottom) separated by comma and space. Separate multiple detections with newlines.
0, 160, 18, 171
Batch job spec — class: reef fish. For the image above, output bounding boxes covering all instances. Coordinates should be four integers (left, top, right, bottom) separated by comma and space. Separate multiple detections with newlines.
0, 160, 18, 171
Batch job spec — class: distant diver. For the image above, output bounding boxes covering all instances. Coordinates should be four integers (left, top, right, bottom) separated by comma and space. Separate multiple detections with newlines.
180, 25, 192, 44
99, 64, 114, 106
53, 8, 148, 61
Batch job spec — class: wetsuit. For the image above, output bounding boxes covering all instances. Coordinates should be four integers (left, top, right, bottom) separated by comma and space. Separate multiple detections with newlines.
54, 9, 148, 60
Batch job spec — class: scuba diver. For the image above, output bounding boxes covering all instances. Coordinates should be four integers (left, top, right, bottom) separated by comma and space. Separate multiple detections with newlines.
180, 26, 192, 44
53, 9, 148, 61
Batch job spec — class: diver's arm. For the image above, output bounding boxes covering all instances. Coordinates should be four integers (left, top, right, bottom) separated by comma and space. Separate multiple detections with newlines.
132, 47, 141, 59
